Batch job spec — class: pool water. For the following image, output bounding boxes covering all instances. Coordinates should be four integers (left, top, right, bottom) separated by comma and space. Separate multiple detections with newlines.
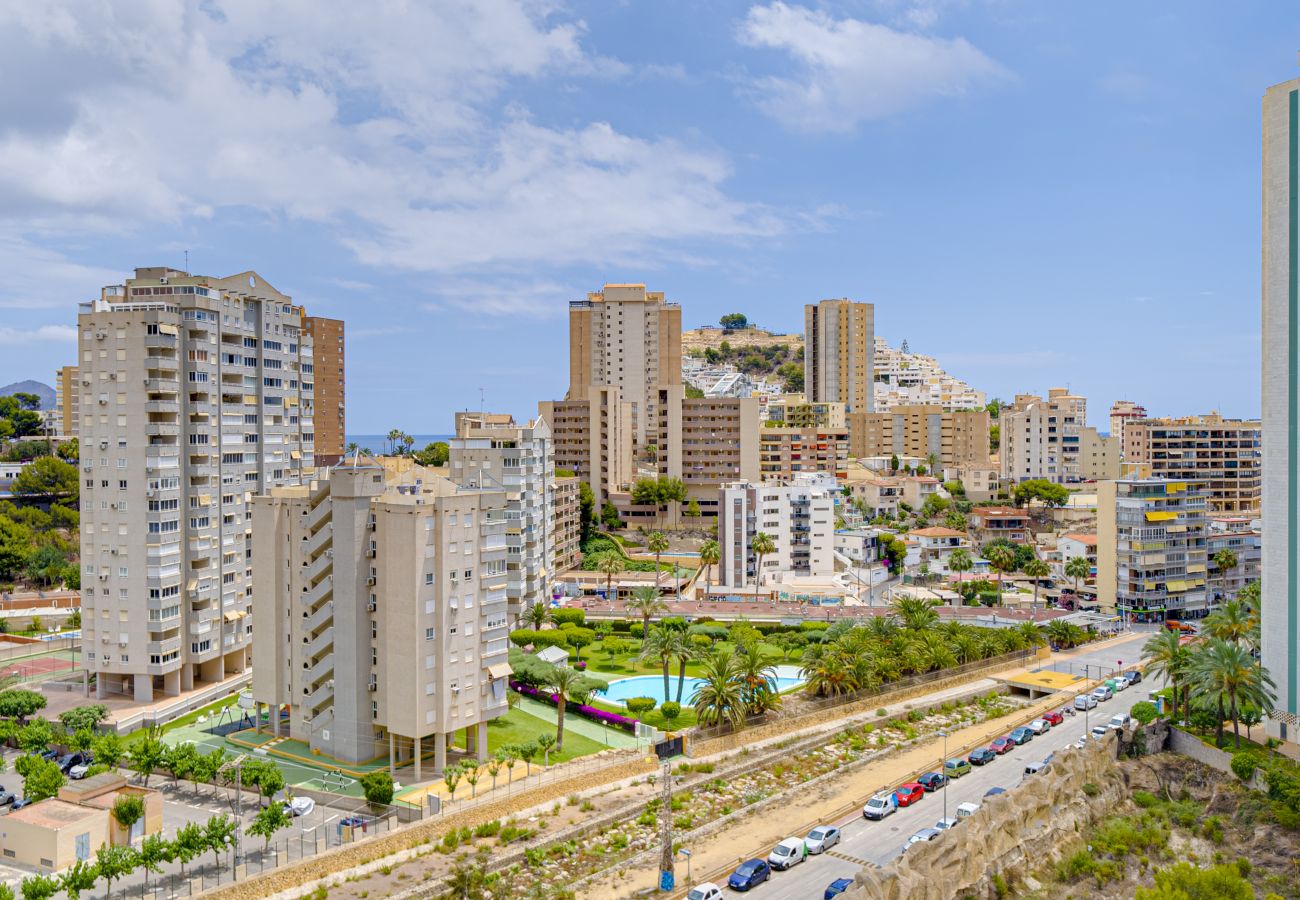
599, 667, 804, 706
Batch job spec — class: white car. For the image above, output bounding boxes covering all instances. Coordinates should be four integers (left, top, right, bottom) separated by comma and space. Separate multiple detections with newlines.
686, 884, 723, 900
863, 793, 897, 820
1027, 718, 1050, 735
282, 796, 316, 818
804, 826, 840, 854
1074, 736, 1088, 749
1107, 713, 1131, 731
1112, 677, 1129, 692
1074, 694, 1098, 711
767, 837, 807, 870
1024, 761, 1051, 776
934, 817, 959, 831
1092, 686, 1113, 702
1091, 725, 1110, 739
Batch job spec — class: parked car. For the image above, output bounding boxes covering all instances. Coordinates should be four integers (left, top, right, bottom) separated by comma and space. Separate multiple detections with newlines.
1074, 736, 1089, 749
893, 783, 926, 807
934, 817, 959, 831
1107, 713, 1132, 731
58, 753, 89, 775
944, 758, 972, 779
1043, 710, 1064, 727
10, 798, 32, 811
917, 772, 947, 792
825, 878, 855, 899
1112, 677, 1129, 693
1091, 725, 1110, 739
955, 801, 981, 820
1091, 685, 1113, 703
1027, 719, 1050, 735
863, 793, 897, 820
1074, 694, 1098, 711
1024, 761, 1051, 776
968, 747, 997, 767
38, 749, 58, 762
804, 826, 840, 854
687, 884, 723, 900
728, 859, 770, 891
0, 791, 15, 807
69, 764, 90, 780
989, 736, 1015, 754
1009, 727, 1034, 745
768, 837, 807, 871
1124, 670, 1143, 686
902, 828, 943, 853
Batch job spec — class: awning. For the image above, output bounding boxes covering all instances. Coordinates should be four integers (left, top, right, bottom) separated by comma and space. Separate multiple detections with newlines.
198, 494, 211, 505
1186, 564, 1206, 574
1165, 482, 1187, 493
1145, 511, 1177, 522
186, 578, 198, 592
223, 610, 243, 623
243, 395, 257, 405
158, 323, 179, 336
487, 663, 513, 680
290, 450, 301, 460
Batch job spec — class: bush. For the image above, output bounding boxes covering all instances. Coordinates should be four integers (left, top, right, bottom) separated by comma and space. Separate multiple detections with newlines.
552, 609, 585, 627
1130, 701, 1158, 725
360, 770, 395, 806
1231, 751, 1262, 783
630, 623, 645, 639
625, 697, 656, 715
659, 702, 681, 725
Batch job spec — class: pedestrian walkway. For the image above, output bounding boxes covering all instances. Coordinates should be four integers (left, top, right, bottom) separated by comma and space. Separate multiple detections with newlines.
514, 696, 639, 749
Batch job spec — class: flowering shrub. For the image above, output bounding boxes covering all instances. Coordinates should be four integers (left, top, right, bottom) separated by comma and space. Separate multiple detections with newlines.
510, 682, 638, 732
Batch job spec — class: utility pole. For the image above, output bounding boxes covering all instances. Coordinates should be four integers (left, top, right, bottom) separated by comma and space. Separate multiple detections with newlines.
657, 760, 674, 891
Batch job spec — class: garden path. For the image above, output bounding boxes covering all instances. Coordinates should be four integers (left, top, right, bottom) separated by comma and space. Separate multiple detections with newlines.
514, 696, 641, 750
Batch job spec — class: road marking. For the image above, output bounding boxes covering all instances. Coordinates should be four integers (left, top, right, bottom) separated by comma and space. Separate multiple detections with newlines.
825, 849, 871, 866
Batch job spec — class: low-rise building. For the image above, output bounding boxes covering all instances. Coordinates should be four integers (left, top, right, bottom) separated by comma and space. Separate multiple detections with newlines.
969, 506, 1033, 547
759, 426, 849, 483
900, 476, 943, 510
718, 474, 836, 588
945, 464, 999, 502
847, 477, 902, 519
1056, 533, 1098, 582
906, 526, 969, 574
1079, 427, 1121, 480
764, 395, 846, 429
834, 526, 883, 566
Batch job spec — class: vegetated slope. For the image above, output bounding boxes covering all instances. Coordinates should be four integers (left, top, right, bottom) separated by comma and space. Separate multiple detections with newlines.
0, 381, 54, 410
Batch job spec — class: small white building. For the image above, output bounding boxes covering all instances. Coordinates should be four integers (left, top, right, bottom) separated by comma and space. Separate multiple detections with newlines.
535, 646, 570, 667
906, 526, 970, 574
719, 474, 836, 588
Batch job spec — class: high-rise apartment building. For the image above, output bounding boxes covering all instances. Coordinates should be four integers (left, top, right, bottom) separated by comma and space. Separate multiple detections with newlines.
302, 316, 345, 463
78, 267, 315, 702
1079, 426, 1121, 480
567, 284, 681, 446
759, 426, 849, 483
251, 459, 510, 773
1122, 414, 1261, 514
999, 388, 1087, 485
551, 475, 581, 572
847, 405, 990, 467
1097, 478, 1209, 622
1108, 400, 1147, 458
539, 387, 633, 504
652, 387, 760, 516
450, 413, 554, 621
763, 396, 846, 429
718, 474, 836, 588
55, 365, 79, 438
804, 299, 874, 413
1263, 74, 1300, 740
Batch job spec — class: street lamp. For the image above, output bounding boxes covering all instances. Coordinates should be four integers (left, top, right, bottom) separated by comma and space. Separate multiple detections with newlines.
679, 847, 693, 883
938, 729, 949, 822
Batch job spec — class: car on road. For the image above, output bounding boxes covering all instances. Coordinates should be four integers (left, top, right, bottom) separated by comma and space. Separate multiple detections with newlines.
1074, 694, 1098, 711
1124, 670, 1143, 686
863, 792, 898, 820
727, 859, 770, 891
934, 817, 959, 831
955, 801, 981, 820
1107, 713, 1132, 731
57, 752, 88, 774
984, 787, 1007, 798
969, 747, 997, 767
687, 884, 723, 900
1091, 725, 1110, 739
0, 791, 15, 807
282, 796, 316, 817
1074, 736, 1089, 749
804, 826, 840, 854
1091, 685, 1113, 703
1027, 718, 1050, 735
917, 772, 947, 792
38, 749, 58, 762
1024, 761, 1052, 776
10, 798, 32, 811
893, 783, 926, 807
1043, 710, 1064, 727
989, 736, 1015, 754
69, 763, 90, 780
825, 878, 854, 899
902, 828, 943, 853
944, 758, 972, 779
1009, 727, 1034, 744
768, 837, 807, 871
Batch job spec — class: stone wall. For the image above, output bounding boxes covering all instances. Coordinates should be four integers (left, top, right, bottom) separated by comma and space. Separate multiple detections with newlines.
1167, 727, 1267, 791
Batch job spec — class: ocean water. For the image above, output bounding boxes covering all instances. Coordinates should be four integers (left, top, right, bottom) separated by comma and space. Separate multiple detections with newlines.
345, 434, 451, 452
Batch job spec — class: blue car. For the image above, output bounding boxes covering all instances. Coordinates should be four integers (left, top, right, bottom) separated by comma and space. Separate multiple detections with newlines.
728, 859, 770, 892
1009, 727, 1034, 744
825, 878, 854, 899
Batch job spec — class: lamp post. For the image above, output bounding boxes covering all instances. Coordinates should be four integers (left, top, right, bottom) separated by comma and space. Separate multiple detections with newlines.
939, 729, 949, 822
679, 847, 693, 883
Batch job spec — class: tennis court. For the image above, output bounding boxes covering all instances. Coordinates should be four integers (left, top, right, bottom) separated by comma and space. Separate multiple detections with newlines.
1, 649, 79, 683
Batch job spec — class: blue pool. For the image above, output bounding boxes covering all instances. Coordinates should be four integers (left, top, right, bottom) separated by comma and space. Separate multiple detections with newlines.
599, 667, 805, 706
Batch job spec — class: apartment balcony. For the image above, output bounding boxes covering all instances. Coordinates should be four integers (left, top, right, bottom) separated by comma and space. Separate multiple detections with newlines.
304, 652, 334, 687
144, 400, 180, 415
145, 423, 180, 437
302, 550, 333, 585
189, 616, 216, 637
144, 378, 180, 394
302, 522, 332, 557
302, 572, 332, 607
146, 615, 181, 635
147, 637, 182, 657
303, 499, 331, 532
304, 625, 334, 658
305, 680, 333, 714
303, 599, 333, 633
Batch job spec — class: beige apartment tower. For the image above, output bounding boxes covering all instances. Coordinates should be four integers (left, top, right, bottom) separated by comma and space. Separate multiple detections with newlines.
302, 316, 345, 463
804, 299, 874, 413
653, 386, 760, 516
78, 267, 315, 702
55, 366, 79, 438
999, 388, 1088, 484
567, 284, 681, 446
847, 405, 990, 467
251, 459, 510, 771
539, 387, 632, 504
1121, 414, 1261, 514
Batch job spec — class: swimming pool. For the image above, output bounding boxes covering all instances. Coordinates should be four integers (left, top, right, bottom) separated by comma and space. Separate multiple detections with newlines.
599, 667, 805, 706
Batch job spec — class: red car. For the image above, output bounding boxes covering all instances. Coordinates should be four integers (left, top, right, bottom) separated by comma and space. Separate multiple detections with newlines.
989, 736, 1015, 755
1043, 710, 1064, 727
893, 783, 925, 807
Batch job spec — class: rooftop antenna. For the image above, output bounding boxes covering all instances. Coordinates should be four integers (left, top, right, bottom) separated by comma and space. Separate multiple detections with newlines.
183, 249, 189, 273
480, 387, 485, 417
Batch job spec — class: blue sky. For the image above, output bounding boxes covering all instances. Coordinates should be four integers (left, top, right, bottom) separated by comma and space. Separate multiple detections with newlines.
0, 1, 1289, 431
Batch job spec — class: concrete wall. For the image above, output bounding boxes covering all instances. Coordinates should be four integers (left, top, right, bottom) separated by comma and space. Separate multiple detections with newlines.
1167, 727, 1267, 791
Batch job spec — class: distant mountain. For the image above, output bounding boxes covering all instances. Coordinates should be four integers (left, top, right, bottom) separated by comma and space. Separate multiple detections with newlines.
0, 381, 55, 410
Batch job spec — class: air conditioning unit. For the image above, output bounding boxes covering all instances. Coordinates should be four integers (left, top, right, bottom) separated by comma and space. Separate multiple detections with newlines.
368, 682, 377, 692
146, 490, 155, 498
95, 331, 107, 340
108, 373, 117, 380
365, 549, 375, 559
366, 576, 376, 586
366, 601, 376, 612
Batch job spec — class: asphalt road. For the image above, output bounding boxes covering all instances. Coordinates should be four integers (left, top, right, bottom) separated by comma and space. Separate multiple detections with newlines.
710, 674, 1160, 900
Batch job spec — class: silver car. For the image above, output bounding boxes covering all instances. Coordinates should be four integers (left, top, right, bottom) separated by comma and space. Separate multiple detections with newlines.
805, 826, 841, 854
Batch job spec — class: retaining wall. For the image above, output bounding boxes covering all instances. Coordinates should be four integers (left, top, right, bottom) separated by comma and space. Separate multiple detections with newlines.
1167, 727, 1267, 791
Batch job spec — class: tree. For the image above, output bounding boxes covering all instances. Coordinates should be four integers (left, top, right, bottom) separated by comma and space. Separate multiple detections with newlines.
541, 665, 584, 752
18, 876, 58, 900
24, 546, 66, 587
947, 548, 973, 595
699, 540, 720, 591
172, 822, 206, 880
91, 731, 125, 771
17, 755, 63, 802
518, 741, 539, 776
892, 596, 940, 632
777, 361, 804, 393
191, 748, 225, 795
1134, 862, 1254, 900
638, 625, 678, 704
647, 532, 669, 587
165, 741, 199, 788
735, 643, 781, 717
565, 626, 595, 660
1212, 548, 1239, 592
598, 552, 626, 603
129, 729, 167, 787
521, 601, 552, 631
55, 438, 78, 462
985, 544, 1016, 606
17, 718, 53, 753
0, 689, 46, 721
692, 649, 746, 731
1021, 557, 1050, 612
578, 481, 595, 546
111, 794, 145, 840
1011, 478, 1069, 508
95, 844, 139, 899
203, 814, 237, 872
137, 832, 174, 893
600, 500, 623, 530
685, 497, 702, 518
625, 584, 668, 636
58, 860, 97, 900
1204, 599, 1252, 647
414, 441, 449, 467
1130, 701, 1159, 725
1064, 555, 1090, 597
248, 802, 291, 853
11, 457, 78, 499
889, 454, 900, 474
361, 769, 394, 806
1143, 628, 1191, 723
535, 732, 556, 768
719, 313, 748, 330
751, 532, 775, 588
1190, 638, 1276, 749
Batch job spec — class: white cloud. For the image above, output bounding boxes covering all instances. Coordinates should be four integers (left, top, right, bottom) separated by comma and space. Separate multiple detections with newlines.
0, 325, 78, 345
736, 2, 1006, 133
0, 1, 781, 296
0, 234, 121, 309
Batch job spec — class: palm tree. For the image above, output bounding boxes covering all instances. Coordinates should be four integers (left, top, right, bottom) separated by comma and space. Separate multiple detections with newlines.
541, 665, 583, 752
1190, 638, 1276, 749
673, 632, 700, 704
638, 626, 677, 702
1064, 555, 1090, 599
1212, 548, 1240, 601
626, 584, 668, 637
692, 649, 746, 731
801, 651, 857, 697
598, 553, 626, 604
699, 540, 721, 591
985, 544, 1016, 606
1204, 598, 1251, 647
521, 601, 552, 631
1143, 628, 1191, 724
948, 548, 973, 598
891, 596, 940, 632
1021, 557, 1050, 613
926, 453, 941, 484
914, 632, 957, 672
751, 532, 776, 589
735, 642, 780, 716
386, 428, 403, 455
647, 531, 670, 589
1015, 620, 1045, 649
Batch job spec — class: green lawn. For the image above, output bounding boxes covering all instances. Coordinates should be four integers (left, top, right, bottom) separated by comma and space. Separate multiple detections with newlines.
482, 708, 607, 764
125, 694, 241, 747
582, 639, 796, 678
